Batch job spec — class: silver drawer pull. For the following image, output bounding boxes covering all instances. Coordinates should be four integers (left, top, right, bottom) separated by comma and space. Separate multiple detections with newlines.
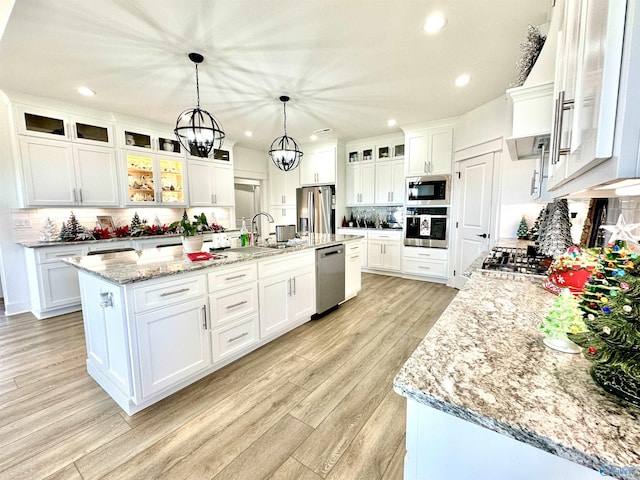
418, 266, 431, 270
55, 253, 76, 257
226, 300, 248, 310
419, 253, 431, 257
225, 274, 246, 281
160, 288, 190, 297
228, 331, 249, 342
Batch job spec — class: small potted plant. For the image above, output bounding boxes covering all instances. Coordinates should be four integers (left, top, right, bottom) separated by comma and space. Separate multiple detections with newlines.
178, 212, 209, 253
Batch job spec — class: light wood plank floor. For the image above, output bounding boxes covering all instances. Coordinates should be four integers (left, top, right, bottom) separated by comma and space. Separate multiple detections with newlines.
0, 274, 457, 480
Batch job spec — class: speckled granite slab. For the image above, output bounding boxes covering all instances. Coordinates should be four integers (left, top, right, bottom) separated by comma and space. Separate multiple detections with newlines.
394, 271, 640, 480
62, 234, 362, 285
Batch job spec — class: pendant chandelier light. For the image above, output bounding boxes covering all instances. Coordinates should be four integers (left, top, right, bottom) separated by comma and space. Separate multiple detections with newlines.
174, 52, 225, 158
269, 96, 303, 171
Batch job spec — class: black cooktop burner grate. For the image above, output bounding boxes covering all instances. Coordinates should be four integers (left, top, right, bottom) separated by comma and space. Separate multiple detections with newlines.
481, 246, 550, 276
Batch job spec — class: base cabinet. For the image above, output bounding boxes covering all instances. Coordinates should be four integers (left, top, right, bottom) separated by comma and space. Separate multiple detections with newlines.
345, 241, 362, 300
402, 246, 449, 279
367, 231, 402, 272
136, 298, 211, 398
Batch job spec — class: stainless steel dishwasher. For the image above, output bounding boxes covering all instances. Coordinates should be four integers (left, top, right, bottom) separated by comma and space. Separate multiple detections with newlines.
315, 244, 345, 316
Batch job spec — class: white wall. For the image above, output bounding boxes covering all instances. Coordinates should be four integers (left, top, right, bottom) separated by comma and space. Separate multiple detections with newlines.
233, 145, 268, 179
454, 96, 510, 152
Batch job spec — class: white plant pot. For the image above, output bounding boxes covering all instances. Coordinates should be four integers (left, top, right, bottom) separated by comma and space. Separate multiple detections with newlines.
182, 236, 204, 254
542, 336, 581, 354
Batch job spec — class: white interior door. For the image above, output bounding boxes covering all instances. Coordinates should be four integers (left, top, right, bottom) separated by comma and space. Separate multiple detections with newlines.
452, 153, 495, 288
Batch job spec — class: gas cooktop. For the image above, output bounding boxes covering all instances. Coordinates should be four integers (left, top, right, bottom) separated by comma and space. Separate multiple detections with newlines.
481, 246, 550, 276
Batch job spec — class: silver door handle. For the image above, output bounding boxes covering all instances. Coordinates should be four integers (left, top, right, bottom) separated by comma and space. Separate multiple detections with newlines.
282, 195, 286, 204
530, 170, 538, 195
160, 288, 190, 297
226, 300, 248, 310
287, 278, 291, 296
225, 274, 246, 281
72, 188, 77, 203
202, 305, 208, 329
79, 188, 83, 204
291, 277, 296, 295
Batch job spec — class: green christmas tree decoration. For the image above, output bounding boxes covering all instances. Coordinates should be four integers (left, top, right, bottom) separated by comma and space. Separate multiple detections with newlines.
569, 240, 640, 405
517, 215, 529, 239
182, 209, 189, 223
539, 288, 587, 353
58, 211, 90, 241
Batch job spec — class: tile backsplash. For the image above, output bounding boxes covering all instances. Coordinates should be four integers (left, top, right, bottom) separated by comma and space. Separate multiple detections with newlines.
11, 207, 233, 243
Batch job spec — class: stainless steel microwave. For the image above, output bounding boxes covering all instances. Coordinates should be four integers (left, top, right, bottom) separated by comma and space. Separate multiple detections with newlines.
406, 175, 450, 205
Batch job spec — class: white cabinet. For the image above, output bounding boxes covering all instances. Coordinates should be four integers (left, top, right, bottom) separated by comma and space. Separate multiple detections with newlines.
344, 241, 362, 300
374, 160, 404, 205
124, 150, 187, 206
547, 0, 627, 191
402, 246, 448, 279
136, 297, 211, 398
337, 229, 368, 268
23, 244, 88, 319
300, 147, 336, 185
187, 159, 234, 206
258, 251, 316, 338
367, 231, 402, 272
406, 126, 453, 175
269, 161, 298, 206
270, 206, 297, 230
19, 137, 120, 207
346, 162, 375, 205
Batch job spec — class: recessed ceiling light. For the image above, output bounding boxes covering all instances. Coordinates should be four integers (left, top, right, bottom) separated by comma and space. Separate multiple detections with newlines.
387, 119, 397, 127
244, 131, 253, 137
424, 13, 447, 33
310, 134, 318, 141
455, 74, 471, 87
77, 86, 95, 96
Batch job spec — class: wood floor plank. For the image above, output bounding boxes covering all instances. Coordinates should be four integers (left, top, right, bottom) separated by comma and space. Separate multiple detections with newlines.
292, 334, 420, 477
212, 414, 313, 480
325, 390, 407, 480
76, 355, 313, 480
0, 413, 130, 480
43, 463, 83, 480
0, 378, 16, 395
380, 435, 407, 480
269, 457, 323, 480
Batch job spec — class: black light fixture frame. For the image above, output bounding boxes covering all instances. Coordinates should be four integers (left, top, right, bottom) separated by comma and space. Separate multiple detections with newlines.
174, 52, 225, 158
269, 95, 303, 171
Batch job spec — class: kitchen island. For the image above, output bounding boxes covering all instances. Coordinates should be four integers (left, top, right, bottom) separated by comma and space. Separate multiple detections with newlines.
63, 234, 361, 415
394, 271, 640, 480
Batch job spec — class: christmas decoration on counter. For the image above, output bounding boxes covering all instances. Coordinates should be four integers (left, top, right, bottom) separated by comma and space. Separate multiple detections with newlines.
569, 240, 640, 406
543, 246, 599, 296
539, 288, 587, 353
517, 215, 529, 239
538, 199, 574, 258
92, 227, 111, 240
114, 225, 130, 237
600, 214, 640, 248
58, 212, 92, 242
38, 217, 59, 242
512, 24, 546, 87
527, 208, 544, 241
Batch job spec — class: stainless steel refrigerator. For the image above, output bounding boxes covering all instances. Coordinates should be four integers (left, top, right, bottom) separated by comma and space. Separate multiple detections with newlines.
296, 185, 335, 234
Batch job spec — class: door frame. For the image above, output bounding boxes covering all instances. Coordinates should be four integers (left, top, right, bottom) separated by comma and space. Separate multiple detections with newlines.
449, 138, 503, 289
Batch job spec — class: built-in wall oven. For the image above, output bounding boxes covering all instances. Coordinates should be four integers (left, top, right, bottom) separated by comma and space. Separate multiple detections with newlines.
406, 175, 450, 205
404, 206, 448, 248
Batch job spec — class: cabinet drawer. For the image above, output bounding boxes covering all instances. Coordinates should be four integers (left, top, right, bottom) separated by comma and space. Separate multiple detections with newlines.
207, 263, 257, 291
345, 242, 361, 255
403, 246, 448, 261
209, 283, 258, 327
258, 250, 314, 278
133, 274, 206, 313
211, 314, 259, 363
403, 259, 448, 278
37, 246, 87, 263
367, 231, 402, 241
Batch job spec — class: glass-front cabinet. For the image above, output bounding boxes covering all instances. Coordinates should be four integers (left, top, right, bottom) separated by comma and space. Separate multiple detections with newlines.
125, 152, 186, 206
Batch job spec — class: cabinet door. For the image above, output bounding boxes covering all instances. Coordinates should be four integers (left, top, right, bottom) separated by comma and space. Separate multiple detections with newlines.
345, 245, 362, 299
158, 157, 187, 205
407, 133, 428, 175
270, 206, 297, 229
360, 162, 375, 204
16, 106, 69, 140
345, 164, 359, 205
382, 241, 402, 271
213, 164, 235, 206
19, 137, 76, 206
367, 240, 385, 269
269, 162, 298, 206
390, 160, 405, 204
375, 162, 393, 204
136, 298, 211, 398
74, 144, 120, 206
125, 152, 156, 205
290, 267, 316, 322
258, 273, 291, 338
429, 127, 453, 175
188, 160, 215, 206
39, 262, 82, 309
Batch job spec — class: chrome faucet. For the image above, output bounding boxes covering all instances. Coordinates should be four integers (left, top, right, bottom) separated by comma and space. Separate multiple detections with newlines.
251, 212, 274, 245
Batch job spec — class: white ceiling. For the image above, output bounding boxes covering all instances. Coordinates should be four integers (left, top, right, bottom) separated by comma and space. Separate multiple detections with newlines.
0, 0, 550, 151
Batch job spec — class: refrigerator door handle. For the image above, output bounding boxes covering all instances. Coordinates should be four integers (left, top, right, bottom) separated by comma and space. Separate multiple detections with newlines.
307, 190, 314, 233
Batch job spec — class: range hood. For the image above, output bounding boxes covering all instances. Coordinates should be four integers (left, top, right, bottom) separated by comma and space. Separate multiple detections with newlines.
505, 4, 560, 161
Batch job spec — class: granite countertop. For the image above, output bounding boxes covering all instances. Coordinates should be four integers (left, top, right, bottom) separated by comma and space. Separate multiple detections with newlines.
61, 233, 362, 285
19, 232, 225, 248
394, 271, 640, 480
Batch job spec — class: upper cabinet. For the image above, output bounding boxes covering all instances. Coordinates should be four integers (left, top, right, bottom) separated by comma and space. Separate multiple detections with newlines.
124, 151, 187, 206
269, 160, 299, 207
547, 0, 631, 195
405, 125, 453, 176
188, 160, 235, 207
300, 147, 336, 185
